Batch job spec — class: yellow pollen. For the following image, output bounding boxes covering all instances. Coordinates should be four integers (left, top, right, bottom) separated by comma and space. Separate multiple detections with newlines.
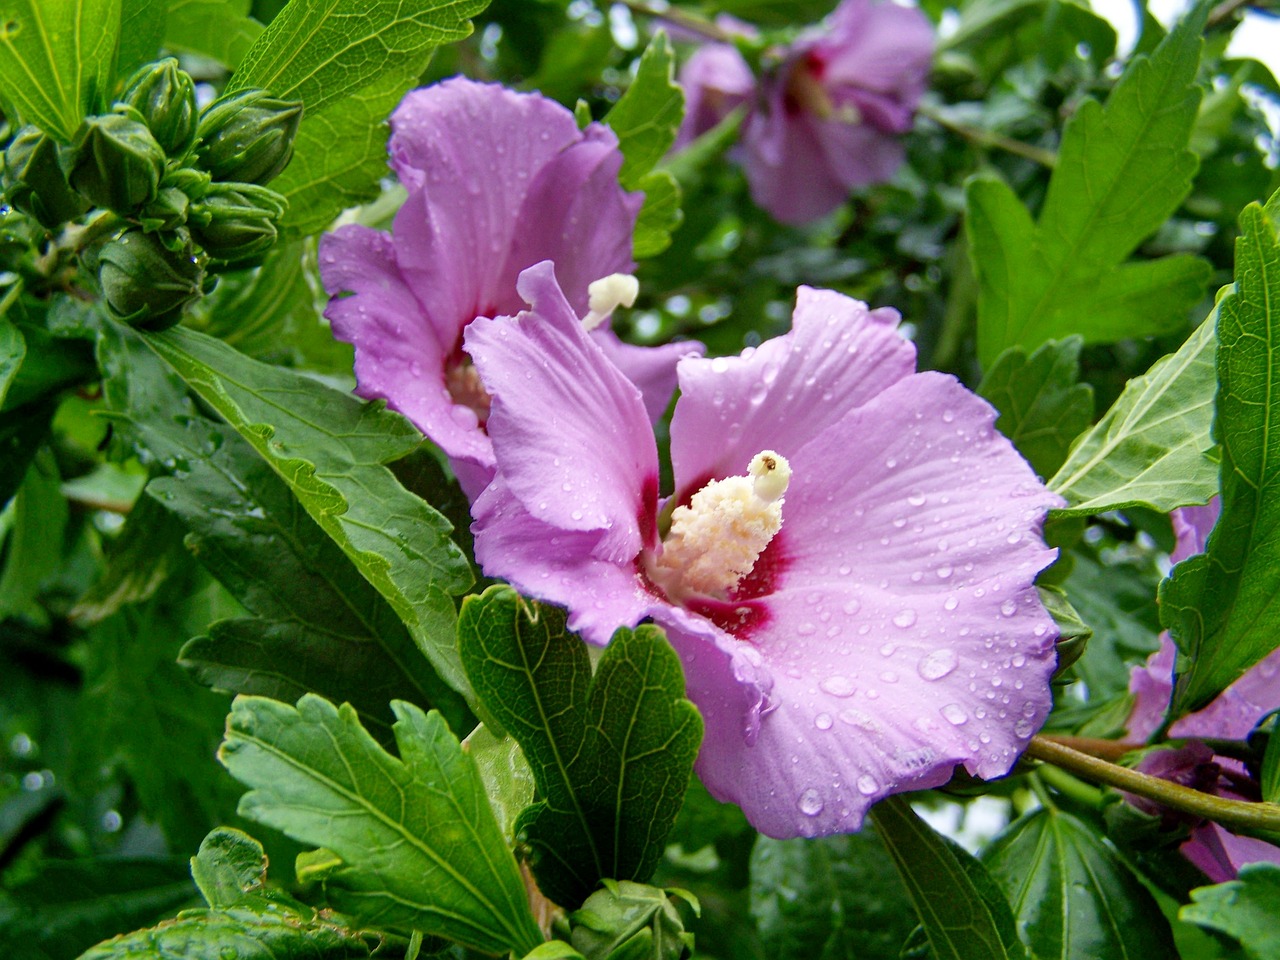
652, 450, 791, 599
582, 273, 639, 331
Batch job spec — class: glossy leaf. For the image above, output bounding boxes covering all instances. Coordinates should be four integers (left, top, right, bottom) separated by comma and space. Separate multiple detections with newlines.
141, 324, 475, 708
0, 0, 120, 141
458, 586, 703, 908
0, 316, 25, 408
978, 337, 1094, 479
190, 827, 268, 909
1165, 196, 1280, 716
1181, 864, 1280, 960
463, 724, 536, 845
968, 4, 1211, 367
116, 0, 166, 77
750, 829, 918, 960
870, 795, 1025, 960
981, 807, 1177, 960
165, 0, 261, 68
220, 694, 543, 955
1048, 314, 1217, 516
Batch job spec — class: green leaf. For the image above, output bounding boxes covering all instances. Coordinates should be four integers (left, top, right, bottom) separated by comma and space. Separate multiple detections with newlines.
967, 4, 1212, 368
0, 449, 67, 620
457, 586, 703, 908
165, 0, 261, 68
0, 399, 55, 508
140, 324, 475, 709
190, 827, 268, 909
870, 795, 1025, 960
219, 694, 544, 955
1181, 864, 1280, 960
750, 829, 918, 960
0, 0, 121, 141
225, 0, 486, 237
0, 858, 197, 959
1048, 313, 1217, 515
1165, 196, 1280, 715
604, 32, 685, 259
463, 724, 536, 845
0, 315, 25, 409
116, 0, 165, 77
150, 427, 469, 736
981, 807, 1177, 960
978, 336, 1095, 479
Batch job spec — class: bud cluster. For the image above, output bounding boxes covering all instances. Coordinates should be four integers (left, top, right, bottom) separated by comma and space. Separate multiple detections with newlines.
0, 56, 302, 330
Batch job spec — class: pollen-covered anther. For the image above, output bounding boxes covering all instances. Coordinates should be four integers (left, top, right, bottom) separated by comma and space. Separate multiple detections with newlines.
581, 273, 639, 331
653, 450, 791, 599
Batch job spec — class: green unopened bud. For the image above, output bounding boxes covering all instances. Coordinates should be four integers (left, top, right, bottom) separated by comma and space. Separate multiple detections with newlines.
139, 186, 190, 232
2, 126, 89, 228
68, 114, 166, 214
98, 229, 204, 330
568, 882, 695, 960
194, 89, 303, 185
188, 181, 285, 263
118, 57, 199, 157
164, 166, 213, 202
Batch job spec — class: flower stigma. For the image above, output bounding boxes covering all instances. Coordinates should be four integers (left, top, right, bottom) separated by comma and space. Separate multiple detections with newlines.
582, 273, 639, 331
649, 451, 791, 601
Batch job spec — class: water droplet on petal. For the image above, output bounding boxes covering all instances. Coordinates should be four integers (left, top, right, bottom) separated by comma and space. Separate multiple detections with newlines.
941, 703, 968, 725
798, 788, 824, 816
815, 713, 833, 730
1000, 599, 1017, 617
892, 609, 917, 629
907, 491, 926, 507
918, 649, 958, 681
820, 675, 856, 698
857, 774, 878, 795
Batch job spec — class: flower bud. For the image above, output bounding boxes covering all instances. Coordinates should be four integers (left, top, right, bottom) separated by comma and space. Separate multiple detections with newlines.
117, 57, 199, 157
67, 114, 166, 214
2, 126, 89, 228
164, 166, 213, 202
98, 228, 204, 330
568, 882, 695, 960
188, 181, 285, 263
139, 186, 190, 232
193, 89, 303, 185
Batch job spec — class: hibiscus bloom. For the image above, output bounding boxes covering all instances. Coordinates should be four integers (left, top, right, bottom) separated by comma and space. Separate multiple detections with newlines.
466, 261, 1061, 837
1127, 500, 1280, 881
319, 78, 697, 494
671, 22, 755, 150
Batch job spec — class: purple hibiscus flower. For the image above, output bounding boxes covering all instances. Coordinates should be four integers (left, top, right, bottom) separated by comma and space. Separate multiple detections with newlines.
319, 78, 698, 495
465, 260, 1062, 838
1126, 499, 1280, 881
675, 0, 934, 226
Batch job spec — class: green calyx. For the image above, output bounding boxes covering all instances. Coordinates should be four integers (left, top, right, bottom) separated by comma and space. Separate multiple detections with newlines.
67, 114, 166, 215
193, 89, 304, 186
117, 57, 199, 158
98, 228, 205, 330
2, 126, 89, 228
188, 181, 287, 265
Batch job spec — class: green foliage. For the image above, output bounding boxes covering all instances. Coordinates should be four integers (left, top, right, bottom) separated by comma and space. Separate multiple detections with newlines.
116, 0, 167, 78
967, 4, 1212, 368
0, 450, 66, 620
981, 807, 1177, 960
604, 32, 684, 258
870, 795, 1026, 960
1164, 193, 1280, 716
749, 829, 917, 960
225, 0, 489, 237
0, 316, 25, 408
219, 694, 544, 955
0, 858, 197, 960
164, 0, 262, 67
140, 324, 476, 707
1181, 864, 1280, 960
190, 827, 268, 908
0, 0, 120, 141
463, 724, 536, 844
1048, 312, 1218, 515
978, 336, 1094, 479
458, 586, 703, 908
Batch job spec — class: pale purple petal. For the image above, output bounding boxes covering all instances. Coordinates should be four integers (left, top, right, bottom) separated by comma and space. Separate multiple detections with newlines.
811, 0, 935, 133
319, 223, 492, 469
1128, 637, 1280, 742
594, 331, 705, 423
505, 123, 642, 316
471, 476, 657, 646
1171, 498, 1220, 564
670, 285, 915, 498
674, 43, 755, 149
741, 98, 854, 226
466, 262, 658, 559
1183, 824, 1280, 883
